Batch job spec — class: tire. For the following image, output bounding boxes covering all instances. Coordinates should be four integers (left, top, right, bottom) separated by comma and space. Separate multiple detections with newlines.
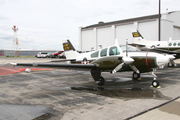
168, 62, 173, 67
151, 45, 155, 49
82, 58, 88, 64
132, 72, 140, 80
97, 76, 105, 86
152, 80, 160, 88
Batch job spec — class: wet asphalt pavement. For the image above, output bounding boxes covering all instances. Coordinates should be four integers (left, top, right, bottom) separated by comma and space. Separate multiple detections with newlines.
0, 58, 180, 119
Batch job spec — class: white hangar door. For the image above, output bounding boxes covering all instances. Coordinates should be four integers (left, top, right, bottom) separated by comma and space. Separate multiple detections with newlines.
97, 27, 114, 49
116, 24, 133, 45
81, 29, 95, 51
138, 21, 157, 40
174, 27, 180, 40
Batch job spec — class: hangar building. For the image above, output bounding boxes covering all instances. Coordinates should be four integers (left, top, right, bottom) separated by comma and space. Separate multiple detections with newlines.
0, 50, 57, 56
79, 10, 180, 51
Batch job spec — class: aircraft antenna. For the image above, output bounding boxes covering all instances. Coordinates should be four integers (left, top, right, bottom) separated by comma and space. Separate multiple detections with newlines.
126, 39, 128, 57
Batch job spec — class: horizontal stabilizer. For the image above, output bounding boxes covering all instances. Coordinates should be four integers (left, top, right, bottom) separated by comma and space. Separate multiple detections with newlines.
49, 59, 76, 62
128, 43, 146, 47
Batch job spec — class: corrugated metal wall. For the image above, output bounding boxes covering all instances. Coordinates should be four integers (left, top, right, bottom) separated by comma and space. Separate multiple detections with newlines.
0, 50, 57, 56
79, 11, 180, 51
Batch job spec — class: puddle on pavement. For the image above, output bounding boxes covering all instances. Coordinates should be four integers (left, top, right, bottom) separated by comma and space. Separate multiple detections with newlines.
0, 104, 52, 120
159, 100, 180, 116
46, 86, 169, 100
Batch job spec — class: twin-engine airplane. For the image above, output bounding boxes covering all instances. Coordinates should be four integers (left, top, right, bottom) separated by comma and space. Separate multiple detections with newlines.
7, 42, 174, 88
129, 29, 180, 67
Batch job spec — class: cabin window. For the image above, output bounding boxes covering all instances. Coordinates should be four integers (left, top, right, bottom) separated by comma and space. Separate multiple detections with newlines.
173, 43, 177, 46
120, 46, 135, 52
109, 46, 120, 56
91, 51, 99, 58
169, 43, 172, 46
100, 48, 107, 57
178, 43, 180, 46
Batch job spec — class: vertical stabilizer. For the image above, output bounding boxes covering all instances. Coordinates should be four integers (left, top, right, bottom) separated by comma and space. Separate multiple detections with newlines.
132, 29, 145, 43
62, 39, 76, 51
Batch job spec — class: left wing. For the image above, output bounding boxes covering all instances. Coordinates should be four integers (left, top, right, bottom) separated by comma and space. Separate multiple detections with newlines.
6, 63, 97, 71
149, 48, 180, 59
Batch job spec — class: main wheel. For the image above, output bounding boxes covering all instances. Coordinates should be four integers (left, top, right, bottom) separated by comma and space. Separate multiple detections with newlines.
82, 58, 88, 64
97, 76, 105, 86
151, 45, 155, 49
168, 62, 173, 67
152, 80, 160, 88
132, 72, 140, 80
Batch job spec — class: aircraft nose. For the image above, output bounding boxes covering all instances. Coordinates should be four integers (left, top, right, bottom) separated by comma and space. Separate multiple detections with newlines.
156, 54, 170, 68
166, 54, 175, 60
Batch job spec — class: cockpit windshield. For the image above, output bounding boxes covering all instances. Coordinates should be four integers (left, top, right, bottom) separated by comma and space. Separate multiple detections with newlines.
120, 45, 136, 52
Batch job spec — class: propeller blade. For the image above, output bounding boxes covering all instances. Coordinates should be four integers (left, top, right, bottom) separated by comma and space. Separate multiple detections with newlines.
111, 56, 134, 74
129, 64, 140, 74
112, 56, 140, 74
111, 63, 124, 74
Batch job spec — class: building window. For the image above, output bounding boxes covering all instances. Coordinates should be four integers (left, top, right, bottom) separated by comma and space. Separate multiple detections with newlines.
91, 51, 99, 58
100, 48, 107, 57
109, 46, 120, 56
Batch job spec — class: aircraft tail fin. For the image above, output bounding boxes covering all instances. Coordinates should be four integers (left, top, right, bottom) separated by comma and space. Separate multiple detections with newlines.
62, 39, 80, 60
132, 29, 144, 42
62, 39, 76, 51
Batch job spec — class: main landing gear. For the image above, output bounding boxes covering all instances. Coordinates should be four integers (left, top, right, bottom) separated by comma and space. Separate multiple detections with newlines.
132, 72, 141, 80
91, 70, 105, 86
168, 60, 177, 67
91, 70, 160, 88
132, 71, 160, 88
96, 76, 105, 86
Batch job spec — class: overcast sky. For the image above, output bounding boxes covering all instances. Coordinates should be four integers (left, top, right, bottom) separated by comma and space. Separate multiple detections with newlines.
0, 0, 180, 50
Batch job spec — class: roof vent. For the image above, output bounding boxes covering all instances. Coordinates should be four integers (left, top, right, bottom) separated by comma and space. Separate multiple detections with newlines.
98, 21, 104, 24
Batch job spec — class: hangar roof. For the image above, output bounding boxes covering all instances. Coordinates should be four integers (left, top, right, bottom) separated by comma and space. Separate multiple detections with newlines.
82, 14, 160, 29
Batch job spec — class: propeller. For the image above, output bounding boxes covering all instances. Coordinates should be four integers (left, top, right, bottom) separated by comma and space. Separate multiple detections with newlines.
111, 39, 140, 74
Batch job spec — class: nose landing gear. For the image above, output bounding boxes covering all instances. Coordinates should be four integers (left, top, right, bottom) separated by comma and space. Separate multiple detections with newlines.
151, 71, 160, 88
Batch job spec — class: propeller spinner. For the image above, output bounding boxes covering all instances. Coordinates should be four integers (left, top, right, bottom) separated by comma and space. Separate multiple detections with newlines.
112, 39, 140, 74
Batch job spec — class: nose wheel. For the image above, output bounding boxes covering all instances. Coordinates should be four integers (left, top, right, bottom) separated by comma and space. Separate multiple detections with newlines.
97, 76, 105, 86
152, 80, 160, 88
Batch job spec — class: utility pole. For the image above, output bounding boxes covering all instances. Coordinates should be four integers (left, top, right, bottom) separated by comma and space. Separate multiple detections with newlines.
12, 25, 19, 56
158, 0, 161, 41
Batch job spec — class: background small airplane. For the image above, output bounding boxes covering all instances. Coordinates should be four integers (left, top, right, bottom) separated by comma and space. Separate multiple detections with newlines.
129, 29, 180, 67
6, 42, 174, 88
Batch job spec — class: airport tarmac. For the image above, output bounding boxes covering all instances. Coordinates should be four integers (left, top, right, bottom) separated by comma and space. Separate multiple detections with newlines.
0, 58, 180, 120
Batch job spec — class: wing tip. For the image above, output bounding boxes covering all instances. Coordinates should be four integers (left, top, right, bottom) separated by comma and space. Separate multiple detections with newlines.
5, 62, 17, 66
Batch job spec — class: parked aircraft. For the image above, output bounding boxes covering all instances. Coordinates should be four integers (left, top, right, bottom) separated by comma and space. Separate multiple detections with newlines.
129, 29, 180, 66
7, 43, 174, 88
